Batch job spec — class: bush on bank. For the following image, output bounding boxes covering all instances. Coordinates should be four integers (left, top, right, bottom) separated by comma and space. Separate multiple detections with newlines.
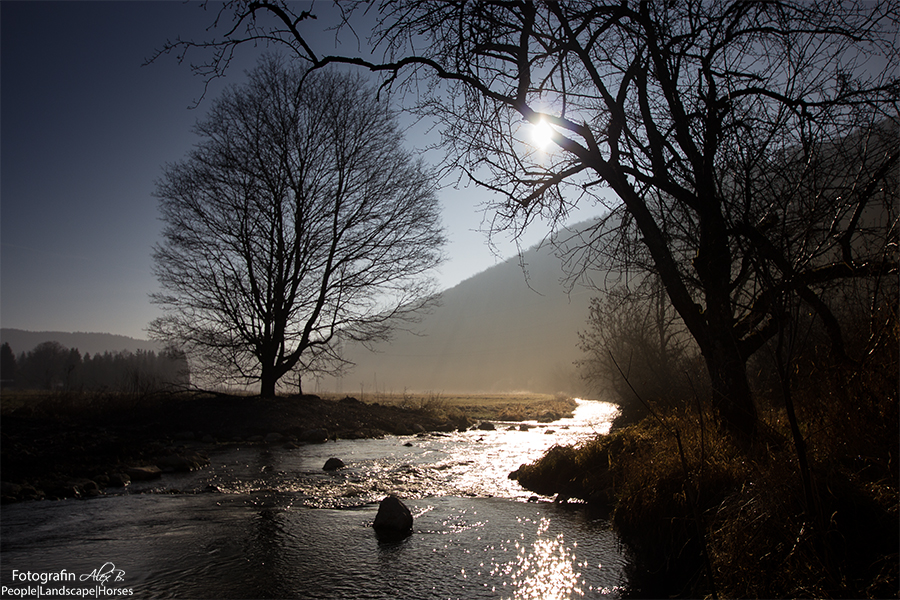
511, 383, 898, 598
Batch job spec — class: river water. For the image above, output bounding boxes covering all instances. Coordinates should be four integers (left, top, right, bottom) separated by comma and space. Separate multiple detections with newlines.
1, 400, 633, 599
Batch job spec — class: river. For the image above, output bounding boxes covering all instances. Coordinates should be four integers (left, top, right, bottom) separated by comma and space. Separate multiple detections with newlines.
1, 399, 633, 599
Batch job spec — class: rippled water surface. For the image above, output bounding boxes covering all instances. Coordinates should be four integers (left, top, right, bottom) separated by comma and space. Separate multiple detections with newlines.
1, 400, 630, 599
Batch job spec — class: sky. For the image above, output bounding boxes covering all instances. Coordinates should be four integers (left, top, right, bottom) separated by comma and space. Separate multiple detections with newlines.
1, 1, 603, 341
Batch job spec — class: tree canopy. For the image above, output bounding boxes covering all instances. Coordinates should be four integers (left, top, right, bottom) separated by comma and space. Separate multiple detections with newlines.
150, 57, 445, 396
158, 1, 898, 436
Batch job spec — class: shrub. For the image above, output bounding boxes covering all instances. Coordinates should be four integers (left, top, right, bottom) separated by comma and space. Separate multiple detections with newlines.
512, 398, 898, 598
577, 278, 708, 428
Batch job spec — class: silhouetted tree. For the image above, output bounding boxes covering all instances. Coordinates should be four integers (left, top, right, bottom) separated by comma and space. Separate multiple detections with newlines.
159, 346, 191, 389
150, 56, 445, 397
65, 347, 82, 390
156, 0, 898, 437
1, 342, 18, 388
578, 275, 704, 422
20, 341, 71, 390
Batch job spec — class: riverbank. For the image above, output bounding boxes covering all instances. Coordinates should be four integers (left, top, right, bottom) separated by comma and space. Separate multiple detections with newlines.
511, 403, 898, 598
0, 391, 576, 503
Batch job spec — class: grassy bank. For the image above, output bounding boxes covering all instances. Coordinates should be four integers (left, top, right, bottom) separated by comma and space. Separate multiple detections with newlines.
1, 390, 576, 424
512, 393, 898, 597
0, 390, 577, 503
332, 391, 578, 422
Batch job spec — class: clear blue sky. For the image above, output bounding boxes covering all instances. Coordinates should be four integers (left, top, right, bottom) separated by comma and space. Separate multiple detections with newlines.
1, 1, 601, 340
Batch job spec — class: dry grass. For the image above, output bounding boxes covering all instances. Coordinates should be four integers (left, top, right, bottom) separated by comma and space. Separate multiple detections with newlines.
513, 375, 898, 598
319, 390, 578, 422
1, 389, 46, 413
3, 388, 579, 428
0, 388, 175, 416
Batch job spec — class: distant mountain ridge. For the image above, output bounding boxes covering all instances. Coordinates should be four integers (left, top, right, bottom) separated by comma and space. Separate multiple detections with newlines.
322, 222, 606, 396
0, 329, 161, 357
2, 218, 609, 395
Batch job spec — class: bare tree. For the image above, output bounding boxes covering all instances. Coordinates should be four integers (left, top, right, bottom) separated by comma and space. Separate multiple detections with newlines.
156, 1, 898, 437
578, 274, 703, 421
150, 56, 445, 397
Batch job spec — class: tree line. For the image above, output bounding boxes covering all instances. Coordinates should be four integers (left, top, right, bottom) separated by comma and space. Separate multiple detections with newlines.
0, 341, 190, 393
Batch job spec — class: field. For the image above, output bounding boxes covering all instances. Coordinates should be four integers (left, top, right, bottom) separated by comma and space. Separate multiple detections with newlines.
321, 391, 579, 422
1, 389, 579, 423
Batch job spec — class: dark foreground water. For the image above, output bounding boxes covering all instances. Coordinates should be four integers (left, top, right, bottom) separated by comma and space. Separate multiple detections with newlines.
1, 400, 631, 599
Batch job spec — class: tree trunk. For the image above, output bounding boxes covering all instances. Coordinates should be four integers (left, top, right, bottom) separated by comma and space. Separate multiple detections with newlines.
694, 202, 759, 442
260, 366, 278, 398
702, 333, 758, 441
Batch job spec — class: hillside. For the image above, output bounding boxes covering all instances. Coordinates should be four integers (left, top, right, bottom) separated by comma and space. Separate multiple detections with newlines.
1, 218, 612, 396
323, 226, 606, 396
0, 329, 161, 357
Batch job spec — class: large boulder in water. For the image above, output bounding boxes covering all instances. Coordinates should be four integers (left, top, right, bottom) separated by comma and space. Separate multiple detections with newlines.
323, 457, 345, 471
372, 495, 413, 540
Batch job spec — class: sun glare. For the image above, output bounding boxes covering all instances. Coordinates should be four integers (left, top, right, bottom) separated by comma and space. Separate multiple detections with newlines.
530, 118, 555, 151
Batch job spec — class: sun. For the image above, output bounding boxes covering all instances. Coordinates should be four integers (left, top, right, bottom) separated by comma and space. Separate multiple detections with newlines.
530, 118, 555, 151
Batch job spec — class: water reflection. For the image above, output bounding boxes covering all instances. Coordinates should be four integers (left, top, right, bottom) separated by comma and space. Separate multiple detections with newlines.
136, 399, 619, 507
1, 400, 628, 598
462, 514, 625, 600
491, 517, 585, 598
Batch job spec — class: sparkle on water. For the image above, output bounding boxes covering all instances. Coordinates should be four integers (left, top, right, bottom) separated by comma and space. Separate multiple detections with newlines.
132, 398, 618, 505
1, 399, 628, 599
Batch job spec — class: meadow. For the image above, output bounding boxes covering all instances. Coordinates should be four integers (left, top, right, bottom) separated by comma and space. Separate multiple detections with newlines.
321, 390, 579, 422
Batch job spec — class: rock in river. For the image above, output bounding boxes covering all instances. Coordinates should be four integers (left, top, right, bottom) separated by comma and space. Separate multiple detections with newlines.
323, 458, 345, 471
300, 428, 329, 444
107, 472, 131, 487
126, 465, 162, 481
156, 451, 210, 473
372, 495, 413, 540
265, 432, 285, 444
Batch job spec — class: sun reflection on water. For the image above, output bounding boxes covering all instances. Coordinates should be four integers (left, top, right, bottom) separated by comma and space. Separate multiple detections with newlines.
486, 517, 586, 599
150, 399, 620, 508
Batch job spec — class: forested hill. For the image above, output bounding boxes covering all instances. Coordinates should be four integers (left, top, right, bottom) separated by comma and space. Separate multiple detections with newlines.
0, 329, 160, 357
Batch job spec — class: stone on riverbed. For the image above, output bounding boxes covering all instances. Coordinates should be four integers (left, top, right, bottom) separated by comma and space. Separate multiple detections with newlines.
300, 428, 329, 443
1, 481, 21, 498
126, 465, 162, 481
372, 495, 413, 540
108, 472, 131, 487
157, 451, 210, 473
323, 457, 345, 471
1, 481, 26, 503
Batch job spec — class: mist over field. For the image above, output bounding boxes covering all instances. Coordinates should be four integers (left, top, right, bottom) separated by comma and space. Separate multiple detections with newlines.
2, 223, 605, 397
323, 227, 601, 396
